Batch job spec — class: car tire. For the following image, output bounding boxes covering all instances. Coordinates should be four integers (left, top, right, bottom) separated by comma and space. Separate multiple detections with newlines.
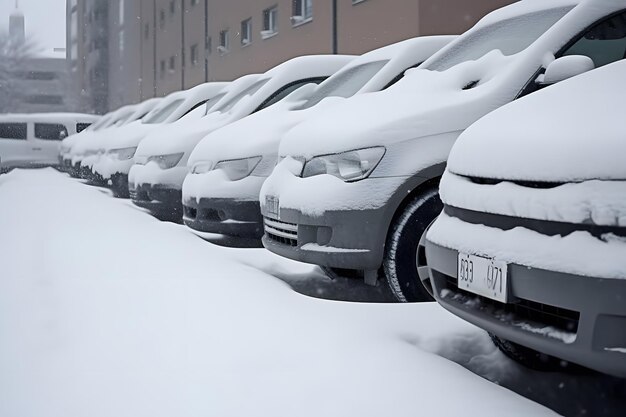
384, 187, 442, 302
490, 334, 568, 371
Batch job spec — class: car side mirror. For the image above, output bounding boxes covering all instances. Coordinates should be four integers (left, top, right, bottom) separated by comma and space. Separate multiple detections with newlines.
538, 55, 595, 85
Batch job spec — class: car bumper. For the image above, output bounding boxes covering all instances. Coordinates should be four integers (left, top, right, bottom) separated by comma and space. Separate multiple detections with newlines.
183, 197, 263, 238
131, 182, 182, 211
423, 236, 626, 378
93, 156, 133, 180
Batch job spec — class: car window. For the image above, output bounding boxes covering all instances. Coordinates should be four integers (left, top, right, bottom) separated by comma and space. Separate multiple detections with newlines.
298, 61, 389, 110
76, 123, 92, 133
560, 11, 626, 67
142, 99, 185, 124
257, 77, 327, 111
425, 7, 573, 72
212, 79, 270, 113
0, 123, 27, 140
35, 123, 69, 140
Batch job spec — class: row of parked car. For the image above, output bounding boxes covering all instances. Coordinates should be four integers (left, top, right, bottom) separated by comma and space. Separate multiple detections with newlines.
3, 0, 622, 378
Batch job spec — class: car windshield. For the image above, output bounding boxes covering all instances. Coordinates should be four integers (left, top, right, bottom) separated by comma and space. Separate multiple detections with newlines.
425, 7, 573, 72
211, 78, 270, 113
297, 60, 389, 110
142, 99, 185, 124
203, 93, 226, 115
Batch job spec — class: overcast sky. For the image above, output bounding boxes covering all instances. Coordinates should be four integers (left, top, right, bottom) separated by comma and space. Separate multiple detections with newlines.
0, 0, 66, 56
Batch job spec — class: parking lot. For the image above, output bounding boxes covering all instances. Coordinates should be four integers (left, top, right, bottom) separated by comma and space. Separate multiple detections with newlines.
0, 168, 622, 417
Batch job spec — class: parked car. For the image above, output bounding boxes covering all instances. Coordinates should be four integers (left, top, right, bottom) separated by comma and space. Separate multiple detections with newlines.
0, 112, 98, 173
92, 82, 227, 197
259, 0, 626, 301
59, 111, 115, 174
68, 103, 143, 180
420, 59, 626, 378
130, 55, 353, 219
182, 36, 455, 239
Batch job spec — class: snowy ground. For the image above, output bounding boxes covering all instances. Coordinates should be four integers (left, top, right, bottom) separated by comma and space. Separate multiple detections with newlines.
0, 169, 623, 417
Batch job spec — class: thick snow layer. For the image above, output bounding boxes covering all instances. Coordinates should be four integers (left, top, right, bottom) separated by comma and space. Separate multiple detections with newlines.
0, 169, 557, 417
427, 213, 626, 280
440, 172, 626, 227
130, 162, 188, 190
183, 170, 266, 202
448, 59, 626, 182
260, 157, 406, 216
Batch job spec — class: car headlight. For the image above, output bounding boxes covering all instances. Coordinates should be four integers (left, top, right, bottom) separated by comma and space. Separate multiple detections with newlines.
109, 147, 137, 160
190, 161, 213, 174
302, 147, 385, 182
215, 156, 262, 181
148, 152, 184, 169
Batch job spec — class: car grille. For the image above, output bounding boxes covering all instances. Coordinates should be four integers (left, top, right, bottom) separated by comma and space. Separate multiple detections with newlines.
441, 273, 580, 335
264, 217, 298, 247
183, 205, 197, 220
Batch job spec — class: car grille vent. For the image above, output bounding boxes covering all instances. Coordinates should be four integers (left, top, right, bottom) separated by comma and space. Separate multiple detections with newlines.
264, 217, 298, 247
466, 176, 563, 189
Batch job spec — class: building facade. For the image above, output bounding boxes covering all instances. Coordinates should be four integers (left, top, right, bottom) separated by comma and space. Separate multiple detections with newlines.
68, 0, 515, 113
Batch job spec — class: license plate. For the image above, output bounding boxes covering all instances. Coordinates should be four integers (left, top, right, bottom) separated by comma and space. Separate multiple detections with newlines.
265, 195, 280, 218
457, 253, 508, 303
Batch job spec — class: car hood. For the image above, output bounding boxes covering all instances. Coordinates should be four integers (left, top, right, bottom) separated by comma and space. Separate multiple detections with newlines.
135, 111, 235, 158
102, 121, 159, 151
188, 96, 345, 166
448, 60, 626, 183
279, 51, 518, 159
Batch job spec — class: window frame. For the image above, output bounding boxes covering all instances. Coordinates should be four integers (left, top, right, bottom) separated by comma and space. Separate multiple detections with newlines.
34, 123, 69, 141
241, 18, 252, 46
262, 6, 279, 39
219, 29, 230, 53
292, 0, 313, 26
0, 123, 28, 140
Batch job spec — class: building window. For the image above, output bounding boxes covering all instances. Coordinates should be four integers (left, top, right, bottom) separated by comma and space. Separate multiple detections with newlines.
262, 6, 278, 39
218, 30, 229, 54
0, 123, 27, 140
160, 60, 166, 78
160, 9, 165, 29
352, 0, 368, 4
169, 56, 176, 72
190, 44, 199, 65
35, 123, 69, 141
144, 23, 150, 39
119, 29, 125, 53
24, 95, 64, 105
241, 18, 252, 46
169, 0, 175, 16
292, 0, 312, 25
191, 0, 199, 5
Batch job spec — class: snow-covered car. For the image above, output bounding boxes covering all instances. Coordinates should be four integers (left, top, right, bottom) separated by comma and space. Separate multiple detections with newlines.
92, 82, 227, 197
130, 54, 353, 219
0, 112, 98, 173
68, 103, 146, 180
182, 36, 455, 239
59, 112, 115, 174
259, 0, 626, 301
420, 59, 626, 378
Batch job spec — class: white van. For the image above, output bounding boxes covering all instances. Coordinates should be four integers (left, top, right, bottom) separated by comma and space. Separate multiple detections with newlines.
0, 113, 99, 173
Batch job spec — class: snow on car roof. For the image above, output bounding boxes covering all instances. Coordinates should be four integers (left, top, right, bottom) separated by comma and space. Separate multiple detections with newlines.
447, 59, 626, 182
0, 112, 99, 123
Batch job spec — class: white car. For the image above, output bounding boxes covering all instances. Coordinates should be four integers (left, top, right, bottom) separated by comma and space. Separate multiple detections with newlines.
130, 55, 353, 218
92, 82, 227, 197
182, 36, 455, 239
259, 0, 626, 301
69, 103, 147, 180
60, 111, 117, 174
0, 113, 98, 173
422, 58, 626, 377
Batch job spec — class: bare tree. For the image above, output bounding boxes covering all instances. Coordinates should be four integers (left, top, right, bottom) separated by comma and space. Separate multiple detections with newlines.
0, 33, 36, 113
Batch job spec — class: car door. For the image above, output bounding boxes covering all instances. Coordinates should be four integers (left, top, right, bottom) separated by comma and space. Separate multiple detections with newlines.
32, 122, 69, 165
0, 121, 30, 171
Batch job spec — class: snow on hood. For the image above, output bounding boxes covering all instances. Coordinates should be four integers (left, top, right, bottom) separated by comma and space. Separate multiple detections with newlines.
101, 120, 160, 151
159, 81, 228, 123
70, 105, 140, 155
279, 0, 621, 160
137, 55, 352, 160
448, 60, 626, 182
188, 36, 455, 166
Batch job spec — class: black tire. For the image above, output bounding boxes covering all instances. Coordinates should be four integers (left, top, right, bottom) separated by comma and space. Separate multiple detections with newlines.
490, 333, 568, 372
383, 188, 442, 302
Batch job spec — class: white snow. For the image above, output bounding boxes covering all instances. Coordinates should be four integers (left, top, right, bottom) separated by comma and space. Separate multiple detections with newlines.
440, 172, 626, 227
448, 59, 626, 182
0, 169, 558, 417
427, 213, 626, 280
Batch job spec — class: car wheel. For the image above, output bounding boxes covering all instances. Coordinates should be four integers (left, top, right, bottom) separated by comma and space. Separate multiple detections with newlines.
384, 187, 442, 302
490, 334, 569, 371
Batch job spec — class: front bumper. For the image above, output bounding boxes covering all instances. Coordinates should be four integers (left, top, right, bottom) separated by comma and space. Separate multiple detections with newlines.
424, 233, 626, 378
183, 198, 263, 238
131, 182, 182, 212
93, 155, 134, 180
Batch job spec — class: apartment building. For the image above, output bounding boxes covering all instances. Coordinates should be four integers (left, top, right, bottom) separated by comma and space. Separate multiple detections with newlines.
69, 0, 515, 113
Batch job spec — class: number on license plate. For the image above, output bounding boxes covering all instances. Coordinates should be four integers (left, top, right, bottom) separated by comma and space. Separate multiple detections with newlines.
265, 195, 280, 218
457, 253, 508, 303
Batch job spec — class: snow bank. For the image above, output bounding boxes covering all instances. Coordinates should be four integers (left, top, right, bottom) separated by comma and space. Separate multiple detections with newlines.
448, 59, 626, 182
427, 213, 626, 280
0, 169, 556, 417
